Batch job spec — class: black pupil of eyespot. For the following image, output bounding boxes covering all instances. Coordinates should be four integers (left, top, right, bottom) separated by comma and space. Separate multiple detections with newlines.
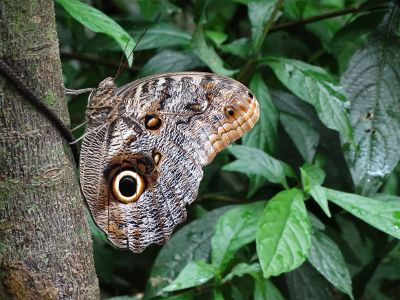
248, 92, 254, 98
228, 109, 235, 116
119, 176, 137, 197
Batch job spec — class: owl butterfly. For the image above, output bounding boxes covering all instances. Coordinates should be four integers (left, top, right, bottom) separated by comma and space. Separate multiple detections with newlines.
79, 72, 259, 252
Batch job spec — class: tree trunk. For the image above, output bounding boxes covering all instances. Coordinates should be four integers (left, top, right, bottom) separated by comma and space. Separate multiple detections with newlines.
0, 1, 99, 299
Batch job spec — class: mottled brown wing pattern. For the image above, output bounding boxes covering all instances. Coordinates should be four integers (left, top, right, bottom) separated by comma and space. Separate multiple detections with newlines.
79, 72, 259, 252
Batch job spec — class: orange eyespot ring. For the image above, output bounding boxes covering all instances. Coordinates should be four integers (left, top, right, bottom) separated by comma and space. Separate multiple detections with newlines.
144, 114, 162, 130
111, 170, 145, 204
224, 106, 236, 117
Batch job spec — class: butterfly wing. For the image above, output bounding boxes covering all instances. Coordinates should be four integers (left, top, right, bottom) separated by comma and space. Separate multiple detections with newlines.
79, 73, 259, 252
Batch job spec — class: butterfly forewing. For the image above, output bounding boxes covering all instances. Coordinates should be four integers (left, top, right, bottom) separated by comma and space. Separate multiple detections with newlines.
80, 72, 259, 252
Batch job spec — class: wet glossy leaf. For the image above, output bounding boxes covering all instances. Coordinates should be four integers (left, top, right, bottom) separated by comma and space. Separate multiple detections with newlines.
192, 25, 237, 76
243, 74, 278, 154
264, 57, 352, 141
272, 91, 321, 162
341, 10, 400, 195
310, 185, 330, 218
256, 189, 312, 278
222, 263, 261, 282
286, 262, 334, 300
211, 202, 265, 272
300, 163, 325, 193
248, 0, 276, 49
133, 24, 191, 50
163, 260, 217, 292
254, 276, 284, 300
144, 206, 232, 299
138, 50, 204, 77
308, 231, 353, 298
223, 145, 296, 188
243, 74, 278, 196
220, 38, 251, 58
57, 0, 135, 66
325, 188, 400, 239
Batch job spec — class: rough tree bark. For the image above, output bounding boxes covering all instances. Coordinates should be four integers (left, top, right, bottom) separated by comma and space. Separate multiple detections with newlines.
0, 1, 99, 299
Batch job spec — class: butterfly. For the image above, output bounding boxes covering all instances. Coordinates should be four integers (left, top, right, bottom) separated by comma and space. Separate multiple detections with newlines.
79, 72, 259, 252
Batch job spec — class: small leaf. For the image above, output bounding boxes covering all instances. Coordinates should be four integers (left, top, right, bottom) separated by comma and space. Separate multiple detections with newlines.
325, 188, 400, 240
222, 264, 284, 300
212, 288, 224, 300
144, 206, 232, 299
341, 8, 400, 195
222, 263, 261, 282
57, 0, 135, 66
205, 30, 228, 47
286, 262, 334, 300
220, 38, 251, 58
272, 90, 322, 162
192, 25, 237, 76
248, 0, 277, 49
243, 73, 278, 154
300, 163, 326, 193
264, 57, 352, 141
254, 275, 285, 300
279, 113, 320, 162
256, 189, 312, 278
223, 145, 296, 188
138, 50, 204, 77
133, 23, 191, 50
310, 185, 331, 218
211, 202, 265, 272
308, 231, 353, 299
163, 261, 217, 292
243, 74, 279, 196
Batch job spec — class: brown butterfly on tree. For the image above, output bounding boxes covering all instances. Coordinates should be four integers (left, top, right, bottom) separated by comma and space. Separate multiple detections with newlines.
76, 29, 260, 253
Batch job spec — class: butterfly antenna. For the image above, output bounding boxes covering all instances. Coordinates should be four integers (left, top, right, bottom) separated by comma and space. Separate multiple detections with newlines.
114, 23, 151, 81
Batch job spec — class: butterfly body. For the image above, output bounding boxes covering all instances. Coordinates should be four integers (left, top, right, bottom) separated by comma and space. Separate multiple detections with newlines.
80, 72, 259, 252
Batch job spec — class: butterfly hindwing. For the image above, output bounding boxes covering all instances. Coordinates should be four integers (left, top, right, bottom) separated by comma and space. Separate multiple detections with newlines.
79, 72, 259, 252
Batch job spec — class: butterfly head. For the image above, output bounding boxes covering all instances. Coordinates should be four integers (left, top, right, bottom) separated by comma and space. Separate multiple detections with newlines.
203, 78, 260, 160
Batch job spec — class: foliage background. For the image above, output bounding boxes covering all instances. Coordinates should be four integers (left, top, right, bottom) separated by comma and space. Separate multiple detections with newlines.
55, 0, 400, 299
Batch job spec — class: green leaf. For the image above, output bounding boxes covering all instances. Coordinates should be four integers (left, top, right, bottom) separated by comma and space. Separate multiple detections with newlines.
286, 262, 334, 300
264, 57, 352, 141
205, 30, 228, 47
138, 0, 180, 20
222, 264, 284, 300
300, 163, 325, 193
133, 23, 192, 50
272, 90, 322, 162
222, 263, 261, 282
310, 185, 331, 218
248, 0, 276, 49
211, 202, 265, 272
220, 38, 251, 58
279, 113, 320, 163
254, 276, 284, 300
243, 74, 278, 154
340, 8, 400, 195
57, 0, 135, 66
163, 260, 217, 292
324, 188, 400, 240
144, 206, 232, 299
308, 231, 353, 299
138, 50, 204, 78
192, 25, 237, 76
300, 164, 330, 217
256, 189, 312, 278
212, 288, 224, 300
242, 74, 279, 196
223, 145, 295, 188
